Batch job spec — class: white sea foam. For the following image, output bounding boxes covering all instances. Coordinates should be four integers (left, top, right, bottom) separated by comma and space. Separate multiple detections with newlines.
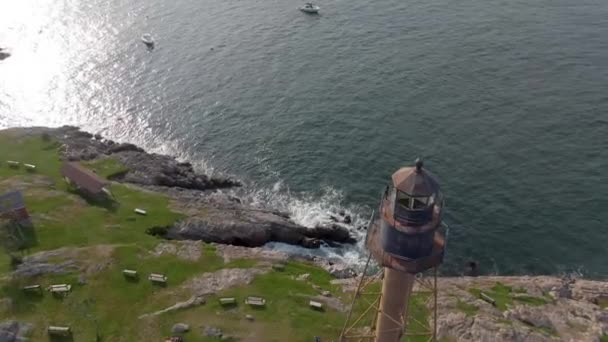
225, 181, 374, 268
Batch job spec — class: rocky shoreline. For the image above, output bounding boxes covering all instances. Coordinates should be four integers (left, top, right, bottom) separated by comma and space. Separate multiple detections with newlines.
3, 126, 358, 250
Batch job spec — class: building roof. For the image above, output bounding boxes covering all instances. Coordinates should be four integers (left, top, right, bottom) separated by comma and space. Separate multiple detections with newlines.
61, 162, 109, 194
391, 159, 441, 196
0, 191, 26, 216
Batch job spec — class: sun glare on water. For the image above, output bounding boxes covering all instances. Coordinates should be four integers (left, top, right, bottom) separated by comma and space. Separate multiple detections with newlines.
0, 0, 119, 130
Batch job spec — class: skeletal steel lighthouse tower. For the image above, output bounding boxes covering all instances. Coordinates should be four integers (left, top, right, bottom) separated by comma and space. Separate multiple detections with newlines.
341, 159, 447, 342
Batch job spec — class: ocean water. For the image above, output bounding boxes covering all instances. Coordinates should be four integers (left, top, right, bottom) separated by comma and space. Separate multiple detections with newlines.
1, 0, 607, 277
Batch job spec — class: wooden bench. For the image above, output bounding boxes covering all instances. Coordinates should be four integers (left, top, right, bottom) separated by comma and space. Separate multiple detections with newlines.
134, 208, 147, 215
309, 300, 324, 311
148, 273, 167, 284
245, 296, 266, 307
6, 161, 19, 168
47, 326, 71, 336
22, 284, 41, 293
480, 292, 496, 306
48, 284, 71, 295
123, 269, 138, 278
219, 297, 236, 306
24, 164, 36, 171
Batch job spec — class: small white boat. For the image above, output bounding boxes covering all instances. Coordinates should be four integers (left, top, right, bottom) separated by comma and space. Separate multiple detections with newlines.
141, 34, 154, 46
299, 2, 320, 13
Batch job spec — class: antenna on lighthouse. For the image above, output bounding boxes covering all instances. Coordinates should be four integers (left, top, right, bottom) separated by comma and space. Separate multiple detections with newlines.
340, 159, 448, 342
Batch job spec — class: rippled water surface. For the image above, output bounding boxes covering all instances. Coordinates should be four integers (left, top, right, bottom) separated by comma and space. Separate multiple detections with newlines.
1, 0, 607, 277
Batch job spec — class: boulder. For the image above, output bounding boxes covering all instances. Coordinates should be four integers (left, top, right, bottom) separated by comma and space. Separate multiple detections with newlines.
343, 215, 352, 224
311, 224, 356, 244
48, 126, 240, 191
326, 264, 358, 279
204, 326, 223, 338
13, 260, 78, 278
167, 208, 355, 249
108, 143, 143, 154
0, 321, 32, 342
172, 323, 190, 334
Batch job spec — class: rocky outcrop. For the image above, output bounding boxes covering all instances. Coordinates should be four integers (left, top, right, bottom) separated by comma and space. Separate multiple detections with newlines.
330, 275, 608, 341
167, 206, 355, 249
47, 126, 240, 191
11, 245, 115, 278
1, 126, 359, 249
434, 276, 608, 342
0, 321, 32, 342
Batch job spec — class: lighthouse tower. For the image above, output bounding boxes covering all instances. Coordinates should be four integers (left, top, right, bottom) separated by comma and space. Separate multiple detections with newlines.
340, 159, 447, 342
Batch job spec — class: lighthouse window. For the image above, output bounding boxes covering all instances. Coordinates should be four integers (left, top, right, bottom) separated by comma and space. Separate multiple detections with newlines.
396, 191, 412, 209
396, 191, 429, 210
412, 197, 428, 209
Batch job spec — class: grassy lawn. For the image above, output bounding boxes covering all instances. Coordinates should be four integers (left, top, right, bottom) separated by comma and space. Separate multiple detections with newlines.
83, 158, 129, 179
468, 282, 549, 311
0, 131, 366, 341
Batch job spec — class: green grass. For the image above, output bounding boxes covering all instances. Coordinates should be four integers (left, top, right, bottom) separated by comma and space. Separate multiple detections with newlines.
469, 282, 548, 311
601, 334, 608, 342
0, 134, 63, 182
0, 130, 448, 341
404, 293, 432, 342
598, 297, 608, 309
83, 158, 129, 179
456, 300, 479, 317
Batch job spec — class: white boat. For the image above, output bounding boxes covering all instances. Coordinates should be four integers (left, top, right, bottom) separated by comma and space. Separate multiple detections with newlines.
299, 2, 320, 13
141, 34, 154, 46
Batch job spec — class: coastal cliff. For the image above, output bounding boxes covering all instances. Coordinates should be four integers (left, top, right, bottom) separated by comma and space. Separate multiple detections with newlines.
1, 126, 356, 250
0, 126, 606, 341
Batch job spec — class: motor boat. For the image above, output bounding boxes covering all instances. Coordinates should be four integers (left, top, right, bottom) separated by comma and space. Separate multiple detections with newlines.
299, 2, 320, 13
141, 33, 154, 46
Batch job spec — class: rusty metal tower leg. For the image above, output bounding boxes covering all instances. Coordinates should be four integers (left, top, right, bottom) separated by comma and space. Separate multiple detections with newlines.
375, 269, 415, 342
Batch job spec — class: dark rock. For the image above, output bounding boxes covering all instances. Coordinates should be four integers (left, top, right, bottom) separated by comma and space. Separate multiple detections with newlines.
343, 215, 352, 224
172, 323, 190, 334
204, 326, 223, 338
167, 209, 355, 249
301, 237, 321, 249
43, 126, 241, 191
311, 224, 356, 244
227, 196, 242, 204
0, 52, 11, 61
74, 130, 93, 139
465, 261, 479, 277
13, 260, 78, 278
109, 143, 143, 153
327, 265, 358, 279
338, 210, 345, 216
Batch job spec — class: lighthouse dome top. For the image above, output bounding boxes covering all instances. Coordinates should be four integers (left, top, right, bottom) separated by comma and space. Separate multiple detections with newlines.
391, 158, 441, 197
